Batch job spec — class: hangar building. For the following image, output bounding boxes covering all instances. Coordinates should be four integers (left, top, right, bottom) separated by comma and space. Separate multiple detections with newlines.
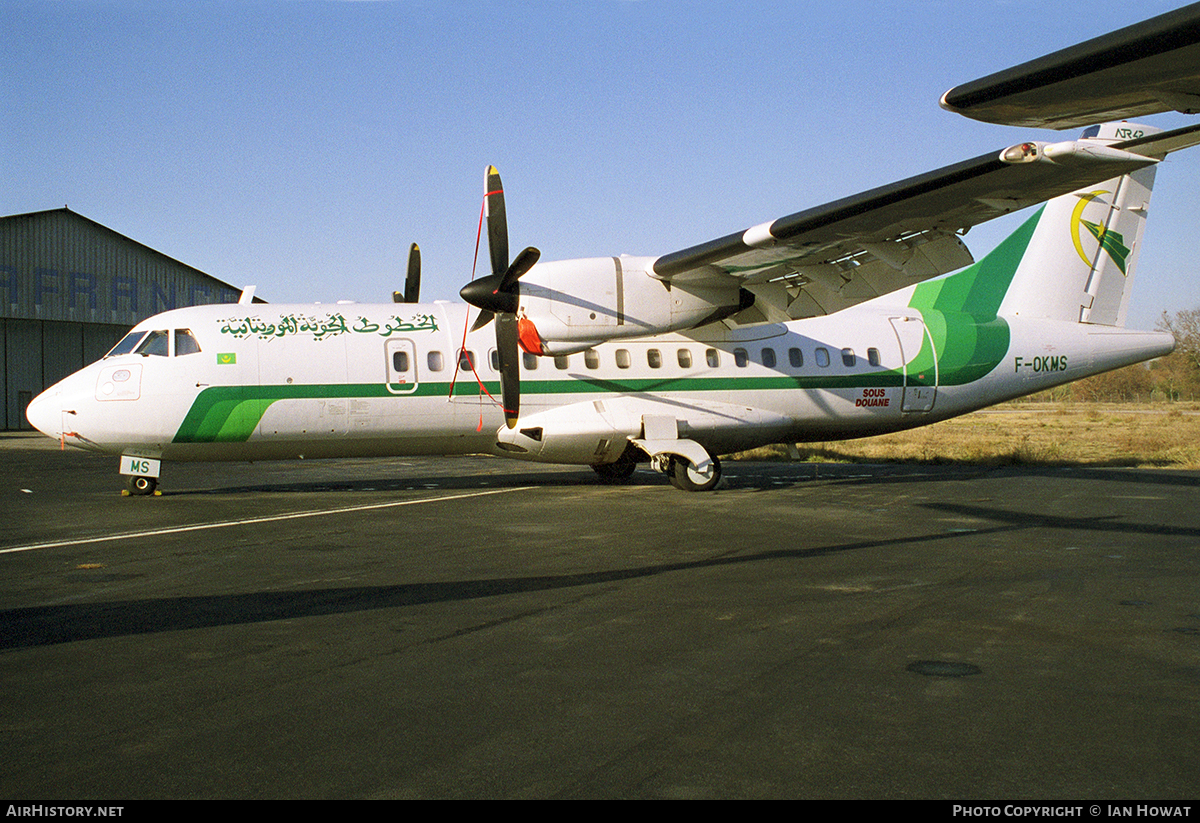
1, 208, 248, 430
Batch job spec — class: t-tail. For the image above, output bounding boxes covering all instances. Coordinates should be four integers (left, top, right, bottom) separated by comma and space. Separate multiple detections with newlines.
998, 127, 1157, 328
897, 122, 1175, 407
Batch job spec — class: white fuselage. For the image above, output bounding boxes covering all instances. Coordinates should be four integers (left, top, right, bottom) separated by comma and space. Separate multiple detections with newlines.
25, 297, 1172, 467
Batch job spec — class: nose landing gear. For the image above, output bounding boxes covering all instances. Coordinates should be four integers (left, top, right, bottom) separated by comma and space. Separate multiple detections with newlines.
124, 475, 159, 496
119, 455, 162, 497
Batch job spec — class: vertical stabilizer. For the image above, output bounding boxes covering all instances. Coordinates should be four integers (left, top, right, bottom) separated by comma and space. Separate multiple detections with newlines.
998, 123, 1159, 327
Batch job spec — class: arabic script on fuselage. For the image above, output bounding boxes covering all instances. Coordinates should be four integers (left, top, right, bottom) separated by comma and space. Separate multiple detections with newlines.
218, 313, 439, 341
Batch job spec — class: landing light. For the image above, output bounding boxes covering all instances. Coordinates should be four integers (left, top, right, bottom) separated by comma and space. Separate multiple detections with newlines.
1001, 142, 1040, 163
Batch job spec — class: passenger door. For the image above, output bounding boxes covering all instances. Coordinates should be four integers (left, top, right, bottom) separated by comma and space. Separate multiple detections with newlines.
385, 338, 419, 394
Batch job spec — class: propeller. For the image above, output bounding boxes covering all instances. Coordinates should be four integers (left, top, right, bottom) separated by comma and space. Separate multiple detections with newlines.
458, 166, 540, 428
393, 243, 421, 303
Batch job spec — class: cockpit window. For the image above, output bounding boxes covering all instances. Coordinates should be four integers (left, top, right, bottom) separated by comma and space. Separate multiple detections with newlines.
134, 330, 170, 357
175, 329, 202, 356
105, 331, 148, 358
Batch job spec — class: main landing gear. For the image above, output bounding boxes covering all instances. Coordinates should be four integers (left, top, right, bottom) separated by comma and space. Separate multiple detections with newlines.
592, 456, 638, 483
667, 453, 722, 492
627, 449, 722, 491
591, 447, 722, 491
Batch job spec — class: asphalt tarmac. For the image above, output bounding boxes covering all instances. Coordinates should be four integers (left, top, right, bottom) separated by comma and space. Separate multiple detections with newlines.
2, 432, 1198, 799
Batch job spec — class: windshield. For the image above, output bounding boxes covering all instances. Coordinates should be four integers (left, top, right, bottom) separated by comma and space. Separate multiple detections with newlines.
104, 331, 148, 358
175, 328, 202, 356
134, 330, 169, 357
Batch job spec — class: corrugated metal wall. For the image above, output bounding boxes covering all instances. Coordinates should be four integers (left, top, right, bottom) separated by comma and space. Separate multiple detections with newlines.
2, 319, 129, 429
1, 208, 245, 429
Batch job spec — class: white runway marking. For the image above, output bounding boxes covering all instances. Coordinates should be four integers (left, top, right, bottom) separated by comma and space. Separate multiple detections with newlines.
0, 486, 532, 554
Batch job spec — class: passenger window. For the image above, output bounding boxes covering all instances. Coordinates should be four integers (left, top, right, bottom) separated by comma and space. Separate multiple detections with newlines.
458, 350, 475, 370
490, 350, 499, 371
788, 347, 803, 368
842, 348, 856, 367
175, 329, 202, 356
647, 349, 662, 369
105, 331, 147, 358
761, 348, 776, 368
706, 348, 719, 368
615, 349, 631, 369
135, 330, 169, 357
554, 355, 570, 370
523, 352, 538, 370
734, 348, 748, 367
815, 347, 830, 367
585, 349, 600, 370
393, 351, 410, 372
678, 349, 692, 368
867, 347, 881, 367
428, 351, 444, 372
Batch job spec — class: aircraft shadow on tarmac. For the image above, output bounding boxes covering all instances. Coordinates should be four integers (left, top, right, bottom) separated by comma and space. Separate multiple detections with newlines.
183, 468, 661, 496
172, 459, 1200, 497
5, 489, 1199, 651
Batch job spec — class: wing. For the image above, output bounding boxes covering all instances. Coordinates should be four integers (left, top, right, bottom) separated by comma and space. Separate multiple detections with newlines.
940, 3, 1200, 129
652, 124, 1200, 320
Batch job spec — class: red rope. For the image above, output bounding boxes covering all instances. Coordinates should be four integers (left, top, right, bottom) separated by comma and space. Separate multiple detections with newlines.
449, 187, 507, 431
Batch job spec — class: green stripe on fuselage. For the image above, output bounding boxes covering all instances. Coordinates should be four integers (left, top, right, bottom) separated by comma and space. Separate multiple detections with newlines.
173, 372, 910, 444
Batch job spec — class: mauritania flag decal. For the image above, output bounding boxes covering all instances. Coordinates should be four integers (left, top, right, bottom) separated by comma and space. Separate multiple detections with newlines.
217, 352, 237, 365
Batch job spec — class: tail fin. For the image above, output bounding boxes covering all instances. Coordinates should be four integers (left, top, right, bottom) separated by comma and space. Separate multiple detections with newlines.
997, 124, 1159, 327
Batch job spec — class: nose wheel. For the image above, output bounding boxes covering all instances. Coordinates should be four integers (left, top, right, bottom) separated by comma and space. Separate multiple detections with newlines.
125, 475, 158, 496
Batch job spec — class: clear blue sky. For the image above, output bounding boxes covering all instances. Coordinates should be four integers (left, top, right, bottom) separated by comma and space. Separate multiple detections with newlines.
3, 0, 1197, 331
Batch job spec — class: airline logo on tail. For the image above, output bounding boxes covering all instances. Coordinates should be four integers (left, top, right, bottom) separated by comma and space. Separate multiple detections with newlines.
1070, 190, 1131, 275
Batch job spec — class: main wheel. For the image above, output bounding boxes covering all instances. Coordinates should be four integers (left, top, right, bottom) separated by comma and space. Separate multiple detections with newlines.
592, 458, 637, 483
669, 453, 721, 492
127, 475, 157, 496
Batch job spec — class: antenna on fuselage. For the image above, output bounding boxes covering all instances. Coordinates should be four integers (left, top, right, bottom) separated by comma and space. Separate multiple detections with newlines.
238, 286, 256, 304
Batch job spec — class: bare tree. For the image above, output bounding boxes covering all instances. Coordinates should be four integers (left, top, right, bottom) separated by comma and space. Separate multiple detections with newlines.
1158, 309, 1200, 371
1153, 309, 1200, 400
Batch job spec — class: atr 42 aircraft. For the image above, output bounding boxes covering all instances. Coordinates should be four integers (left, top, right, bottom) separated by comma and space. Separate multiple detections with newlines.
25, 6, 1200, 494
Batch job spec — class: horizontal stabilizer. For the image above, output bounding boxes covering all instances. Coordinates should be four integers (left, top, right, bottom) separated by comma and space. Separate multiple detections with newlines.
1113, 121, 1200, 159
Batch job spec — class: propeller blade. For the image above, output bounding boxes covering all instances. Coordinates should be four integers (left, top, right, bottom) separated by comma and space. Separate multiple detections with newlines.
485, 165, 508, 278
496, 312, 520, 428
470, 309, 495, 332
404, 243, 421, 303
499, 246, 541, 293
394, 243, 422, 303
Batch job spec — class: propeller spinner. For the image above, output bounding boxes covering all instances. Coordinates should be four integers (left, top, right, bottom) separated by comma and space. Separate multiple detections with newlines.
458, 166, 540, 428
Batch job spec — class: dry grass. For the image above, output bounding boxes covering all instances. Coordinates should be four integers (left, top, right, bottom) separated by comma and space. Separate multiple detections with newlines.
733, 402, 1200, 469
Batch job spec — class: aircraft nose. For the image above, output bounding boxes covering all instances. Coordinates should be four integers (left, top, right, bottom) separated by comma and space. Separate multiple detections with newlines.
25, 387, 62, 439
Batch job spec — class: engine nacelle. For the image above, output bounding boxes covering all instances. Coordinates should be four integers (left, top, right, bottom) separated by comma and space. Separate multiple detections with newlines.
514, 256, 751, 355
494, 400, 641, 464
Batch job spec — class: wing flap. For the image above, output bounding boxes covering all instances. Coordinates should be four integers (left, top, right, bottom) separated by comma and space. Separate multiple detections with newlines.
652, 142, 1157, 317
